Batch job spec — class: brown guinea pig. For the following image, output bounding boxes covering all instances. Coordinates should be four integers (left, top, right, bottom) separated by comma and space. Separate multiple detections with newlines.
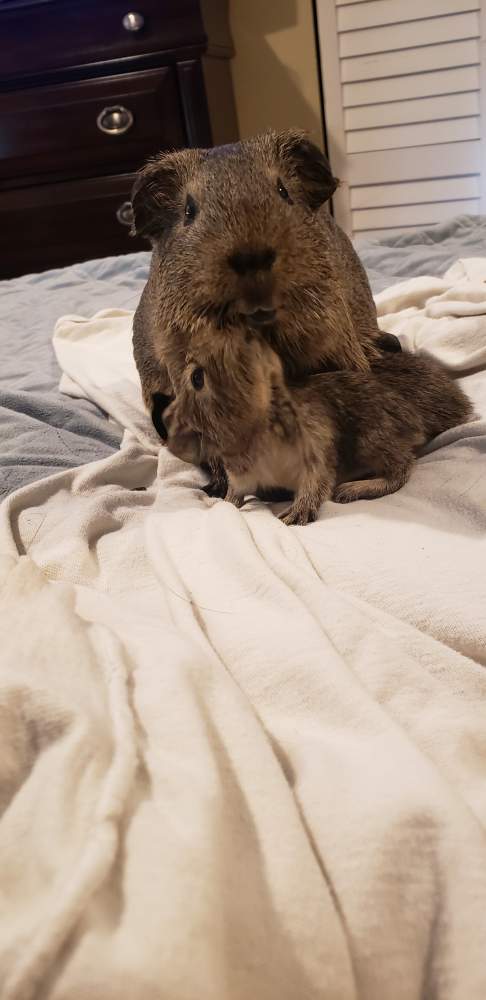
163, 330, 473, 526
131, 130, 386, 433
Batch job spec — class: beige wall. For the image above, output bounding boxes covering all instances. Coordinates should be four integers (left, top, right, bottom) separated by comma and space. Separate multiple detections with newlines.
229, 0, 324, 147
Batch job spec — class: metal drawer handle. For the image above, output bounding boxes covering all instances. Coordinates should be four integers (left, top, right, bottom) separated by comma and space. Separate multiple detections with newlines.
116, 201, 134, 227
122, 11, 145, 31
97, 105, 134, 136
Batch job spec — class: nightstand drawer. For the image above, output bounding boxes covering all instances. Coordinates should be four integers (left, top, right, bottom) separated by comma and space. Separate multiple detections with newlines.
0, 0, 206, 84
0, 68, 184, 186
0, 173, 147, 278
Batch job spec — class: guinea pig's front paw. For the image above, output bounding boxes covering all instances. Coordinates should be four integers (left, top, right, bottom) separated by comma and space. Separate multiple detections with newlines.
278, 504, 317, 527
151, 391, 174, 441
333, 482, 362, 503
224, 487, 244, 508
203, 471, 228, 498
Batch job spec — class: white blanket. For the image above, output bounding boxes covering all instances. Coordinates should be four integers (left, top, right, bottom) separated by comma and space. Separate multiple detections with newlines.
1, 260, 486, 1000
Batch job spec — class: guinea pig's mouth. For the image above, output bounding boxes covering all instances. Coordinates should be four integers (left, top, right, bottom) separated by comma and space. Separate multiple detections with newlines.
165, 421, 203, 466
242, 307, 277, 327
197, 301, 277, 329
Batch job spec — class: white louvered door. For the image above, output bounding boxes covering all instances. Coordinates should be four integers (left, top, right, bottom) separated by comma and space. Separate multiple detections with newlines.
315, 0, 486, 238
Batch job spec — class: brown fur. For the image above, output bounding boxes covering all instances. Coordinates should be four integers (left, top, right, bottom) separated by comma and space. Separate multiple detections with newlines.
131, 130, 384, 430
163, 330, 473, 525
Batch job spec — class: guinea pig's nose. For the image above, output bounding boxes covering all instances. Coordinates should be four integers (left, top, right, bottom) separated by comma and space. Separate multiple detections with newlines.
227, 247, 276, 276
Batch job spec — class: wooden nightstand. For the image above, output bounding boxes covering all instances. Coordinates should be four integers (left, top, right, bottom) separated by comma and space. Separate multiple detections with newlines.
0, 0, 214, 277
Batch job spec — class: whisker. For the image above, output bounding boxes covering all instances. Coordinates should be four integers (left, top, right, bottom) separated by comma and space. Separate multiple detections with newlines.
216, 301, 229, 329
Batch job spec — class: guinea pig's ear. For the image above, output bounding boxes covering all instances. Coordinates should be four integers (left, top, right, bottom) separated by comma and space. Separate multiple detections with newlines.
274, 129, 339, 210
130, 153, 184, 240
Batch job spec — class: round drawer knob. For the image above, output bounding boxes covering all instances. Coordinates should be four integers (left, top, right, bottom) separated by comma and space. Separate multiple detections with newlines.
96, 105, 134, 136
116, 201, 134, 227
122, 11, 145, 31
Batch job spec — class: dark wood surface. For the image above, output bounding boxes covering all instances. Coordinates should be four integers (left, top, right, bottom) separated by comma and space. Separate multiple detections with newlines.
0, 0, 206, 87
0, 68, 185, 185
0, 0, 212, 278
0, 173, 148, 277
176, 59, 212, 150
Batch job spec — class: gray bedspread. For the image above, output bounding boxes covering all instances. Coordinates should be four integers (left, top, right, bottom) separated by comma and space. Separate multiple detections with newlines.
357, 213, 486, 293
1, 214, 485, 498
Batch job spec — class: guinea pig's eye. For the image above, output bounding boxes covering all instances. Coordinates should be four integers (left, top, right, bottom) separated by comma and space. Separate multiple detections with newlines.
277, 178, 292, 203
184, 194, 198, 225
191, 366, 205, 391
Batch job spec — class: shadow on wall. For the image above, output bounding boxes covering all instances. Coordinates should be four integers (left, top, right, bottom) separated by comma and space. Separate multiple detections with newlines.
229, 0, 324, 147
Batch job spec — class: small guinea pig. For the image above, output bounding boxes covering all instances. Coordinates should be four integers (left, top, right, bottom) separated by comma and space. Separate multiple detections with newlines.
163, 332, 473, 526
131, 130, 389, 437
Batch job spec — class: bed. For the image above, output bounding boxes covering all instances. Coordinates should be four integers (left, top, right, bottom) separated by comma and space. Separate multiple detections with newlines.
1, 214, 486, 999
2, 213, 486, 499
